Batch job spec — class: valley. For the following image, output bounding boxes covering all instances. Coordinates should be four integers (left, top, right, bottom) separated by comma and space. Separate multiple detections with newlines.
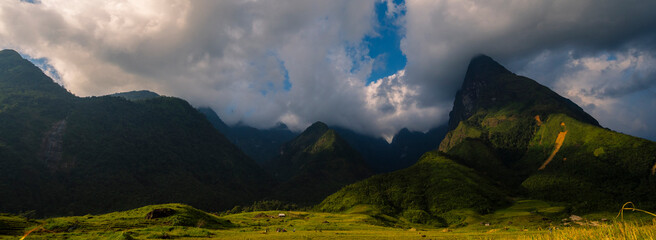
1, 49, 655, 239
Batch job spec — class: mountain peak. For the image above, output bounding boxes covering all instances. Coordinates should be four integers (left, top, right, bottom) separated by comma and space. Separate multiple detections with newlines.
0, 49, 22, 59
0, 49, 73, 99
464, 54, 512, 86
447, 54, 598, 130
306, 121, 329, 133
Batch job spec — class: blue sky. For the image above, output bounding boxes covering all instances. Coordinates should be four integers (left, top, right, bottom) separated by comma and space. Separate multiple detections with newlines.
365, 0, 406, 84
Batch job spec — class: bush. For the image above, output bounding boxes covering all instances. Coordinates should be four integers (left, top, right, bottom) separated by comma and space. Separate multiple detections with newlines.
401, 209, 431, 224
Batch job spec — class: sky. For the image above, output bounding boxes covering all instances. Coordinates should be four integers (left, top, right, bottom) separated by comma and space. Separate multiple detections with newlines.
1, 0, 655, 141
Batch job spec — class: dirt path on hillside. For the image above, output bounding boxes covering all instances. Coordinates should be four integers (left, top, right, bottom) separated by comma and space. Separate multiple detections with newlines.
651, 162, 656, 175
539, 122, 567, 170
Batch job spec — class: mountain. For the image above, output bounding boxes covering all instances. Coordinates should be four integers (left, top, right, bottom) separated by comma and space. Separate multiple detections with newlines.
199, 106, 445, 172
316, 151, 509, 226
319, 54, 656, 221
265, 122, 373, 205
334, 125, 448, 173
438, 54, 604, 186
109, 90, 160, 101
0, 49, 272, 216
439, 55, 656, 211
446, 55, 599, 131
198, 107, 297, 164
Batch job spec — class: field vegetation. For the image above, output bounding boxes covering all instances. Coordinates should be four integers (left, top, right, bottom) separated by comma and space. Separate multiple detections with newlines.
3, 202, 655, 239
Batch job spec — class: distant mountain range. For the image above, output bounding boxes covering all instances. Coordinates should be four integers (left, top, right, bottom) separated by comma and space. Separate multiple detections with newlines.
199, 106, 447, 173
197, 107, 297, 165
2, 48, 654, 222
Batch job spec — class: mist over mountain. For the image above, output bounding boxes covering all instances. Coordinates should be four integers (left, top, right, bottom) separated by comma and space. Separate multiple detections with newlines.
200, 106, 447, 173
333, 125, 448, 173
198, 107, 296, 164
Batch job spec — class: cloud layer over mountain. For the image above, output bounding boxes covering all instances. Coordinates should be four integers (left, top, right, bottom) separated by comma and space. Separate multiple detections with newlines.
1, 0, 655, 140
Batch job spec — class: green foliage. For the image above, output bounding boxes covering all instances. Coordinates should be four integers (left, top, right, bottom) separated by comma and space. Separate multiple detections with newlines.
520, 114, 656, 212
108, 90, 160, 101
224, 200, 300, 214
0, 214, 38, 235
317, 151, 509, 224
265, 122, 372, 205
593, 147, 605, 157
401, 209, 432, 224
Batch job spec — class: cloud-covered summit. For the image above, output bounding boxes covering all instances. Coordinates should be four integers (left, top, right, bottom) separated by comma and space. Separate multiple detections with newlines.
1, 0, 655, 140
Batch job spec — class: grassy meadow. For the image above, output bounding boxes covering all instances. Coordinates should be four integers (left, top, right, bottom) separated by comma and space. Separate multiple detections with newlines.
2, 201, 655, 240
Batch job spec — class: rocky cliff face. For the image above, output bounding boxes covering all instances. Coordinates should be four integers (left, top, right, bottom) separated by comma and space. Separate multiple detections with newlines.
448, 55, 512, 130
447, 55, 599, 132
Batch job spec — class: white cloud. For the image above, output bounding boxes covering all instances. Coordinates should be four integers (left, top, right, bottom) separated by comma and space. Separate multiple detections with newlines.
364, 70, 446, 141
526, 50, 656, 139
0, 0, 445, 138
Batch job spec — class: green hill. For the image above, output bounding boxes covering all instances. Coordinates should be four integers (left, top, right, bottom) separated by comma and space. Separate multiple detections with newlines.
0, 49, 272, 216
316, 151, 509, 226
265, 122, 373, 205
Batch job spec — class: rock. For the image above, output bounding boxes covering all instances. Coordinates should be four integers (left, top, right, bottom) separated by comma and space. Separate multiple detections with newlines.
145, 208, 176, 219
569, 215, 583, 221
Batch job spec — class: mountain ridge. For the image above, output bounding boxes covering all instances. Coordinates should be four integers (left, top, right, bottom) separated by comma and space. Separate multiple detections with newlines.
0, 50, 273, 216
265, 121, 373, 205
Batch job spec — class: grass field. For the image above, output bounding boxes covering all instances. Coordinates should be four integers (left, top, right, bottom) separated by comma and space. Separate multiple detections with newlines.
2, 201, 655, 240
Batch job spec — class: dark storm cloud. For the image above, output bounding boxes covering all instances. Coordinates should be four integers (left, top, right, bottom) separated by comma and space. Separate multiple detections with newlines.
403, 0, 656, 104
402, 0, 656, 140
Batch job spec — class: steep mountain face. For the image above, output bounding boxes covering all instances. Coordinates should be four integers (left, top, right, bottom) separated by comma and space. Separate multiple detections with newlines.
447, 55, 599, 131
265, 122, 373, 205
320, 54, 656, 220
334, 125, 448, 173
198, 107, 297, 164
440, 55, 656, 210
0, 49, 272, 216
